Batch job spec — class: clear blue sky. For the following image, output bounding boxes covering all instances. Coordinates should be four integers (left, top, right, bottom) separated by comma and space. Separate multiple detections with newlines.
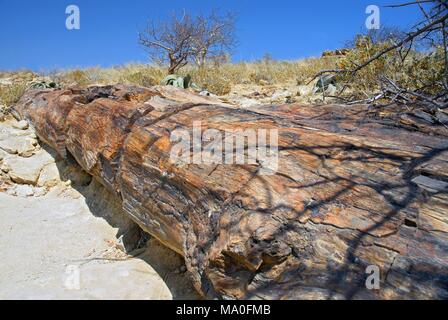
0, 0, 423, 71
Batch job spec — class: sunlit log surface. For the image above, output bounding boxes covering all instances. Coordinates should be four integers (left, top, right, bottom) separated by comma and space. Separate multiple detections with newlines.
13, 85, 448, 299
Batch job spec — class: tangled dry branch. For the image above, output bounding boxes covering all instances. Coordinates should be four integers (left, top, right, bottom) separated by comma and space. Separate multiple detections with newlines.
313, 0, 448, 114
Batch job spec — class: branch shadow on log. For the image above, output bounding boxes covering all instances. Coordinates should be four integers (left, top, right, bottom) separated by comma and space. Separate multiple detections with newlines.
332, 145, 448, 300
210, 138, 448, 299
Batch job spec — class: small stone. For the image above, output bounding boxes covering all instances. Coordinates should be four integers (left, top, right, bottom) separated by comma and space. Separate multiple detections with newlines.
271, 89, 293, 102
13, 120, 29, 130
15, 184, 34, 197
33, 187, 47, 197
0, 136, 37, 156
0, 148, 9, 161
37, 163, 61, 187
2, 149, 56, 185
315, 74, 336, 92
1, 162, 10, 173
174, 265, 187, 274
6, 187, 17, 196
325, 83, 338, 96
297, 85, 313, 97
199, 90, 213, 97
63, 164, 92, 186
0, 104, 6, 121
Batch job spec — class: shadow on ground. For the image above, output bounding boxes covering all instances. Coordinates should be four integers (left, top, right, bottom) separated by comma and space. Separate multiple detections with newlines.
49, 145, 201, 300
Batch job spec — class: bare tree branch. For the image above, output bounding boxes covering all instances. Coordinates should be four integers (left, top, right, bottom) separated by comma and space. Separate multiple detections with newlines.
139, 11, 236, 74
311, 0, 448, 115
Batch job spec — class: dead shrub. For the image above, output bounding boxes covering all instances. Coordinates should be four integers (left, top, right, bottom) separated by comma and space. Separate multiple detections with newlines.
0, 82, 27, 109
335, 34, 445, 99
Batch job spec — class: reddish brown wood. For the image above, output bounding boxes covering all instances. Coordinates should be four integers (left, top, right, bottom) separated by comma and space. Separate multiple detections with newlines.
13, 85, 448, 299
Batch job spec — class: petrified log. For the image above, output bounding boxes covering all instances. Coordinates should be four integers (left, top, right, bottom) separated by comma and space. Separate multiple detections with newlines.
13, 85, 448, 299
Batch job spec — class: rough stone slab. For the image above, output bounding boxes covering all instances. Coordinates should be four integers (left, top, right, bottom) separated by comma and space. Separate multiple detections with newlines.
2, 150, 56, 185
0, 148, 8, 161
0, 135, 37, 156
15, 184, 34, 197
12, 120, 29, 130
37, 163, 61, 188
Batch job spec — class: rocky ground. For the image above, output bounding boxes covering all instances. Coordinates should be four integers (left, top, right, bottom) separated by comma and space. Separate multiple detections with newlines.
0, 116, 200, 300
222, 83, 328, 108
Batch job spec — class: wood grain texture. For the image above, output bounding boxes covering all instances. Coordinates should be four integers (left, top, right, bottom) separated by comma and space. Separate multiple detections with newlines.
13, 85, 448, 299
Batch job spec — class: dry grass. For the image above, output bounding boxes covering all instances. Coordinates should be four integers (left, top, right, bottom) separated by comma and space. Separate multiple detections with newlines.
41, 57, 340, 96
178, 57, 340, 95
49, 64, 167, 88
0, 71, 34, 112
336, 36, 445, 99
0, 83, 27, 107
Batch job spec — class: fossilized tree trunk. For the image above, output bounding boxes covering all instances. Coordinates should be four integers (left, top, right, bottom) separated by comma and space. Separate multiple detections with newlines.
13, 85, 448, 299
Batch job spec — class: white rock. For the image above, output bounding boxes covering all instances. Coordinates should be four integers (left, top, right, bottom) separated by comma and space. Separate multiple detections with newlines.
2, 150, 56, 185
0, 78, 12, 85
271, 89, 292, 102
6, 187, 17, 196
63, 163, 92, 186
0, 148, 9, 161
12, 120, 29, 130
33, 187, 48, 197
0, 123, 31, 138
325, 84, 338, 96
297, 85, 313, 97
231, 97, 262, 108
1, 161, 10, 173
37, 163, 61, 187
199, 90, 215, 97
15, 184, 34, 197
0, 135, 37, 156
